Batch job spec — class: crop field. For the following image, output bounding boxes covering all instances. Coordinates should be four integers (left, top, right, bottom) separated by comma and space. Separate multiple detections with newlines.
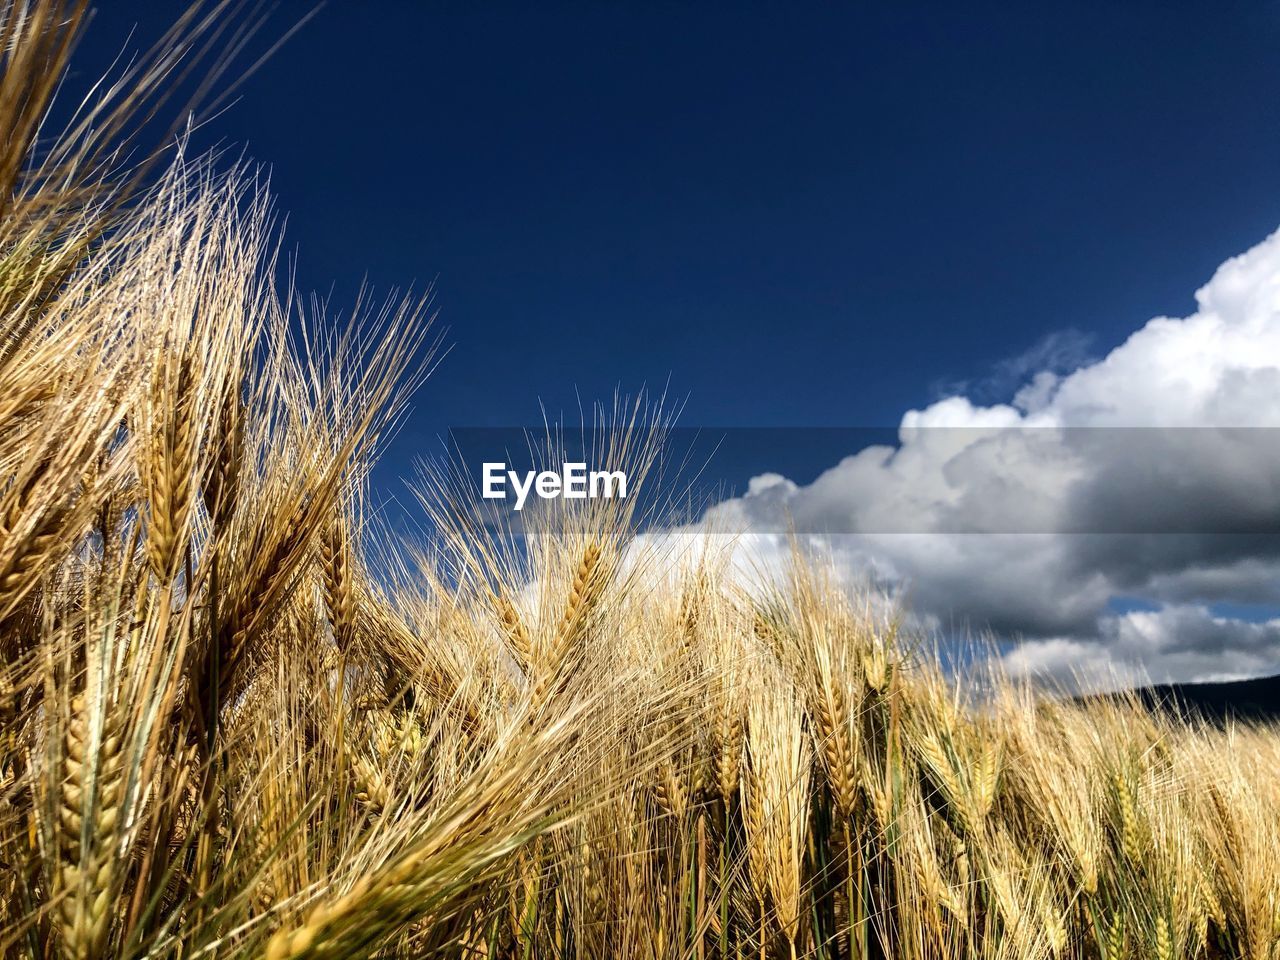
2, 4, 1278, 959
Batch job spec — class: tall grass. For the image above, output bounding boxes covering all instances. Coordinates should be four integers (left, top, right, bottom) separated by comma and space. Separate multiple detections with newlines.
2, 4, 1279, 959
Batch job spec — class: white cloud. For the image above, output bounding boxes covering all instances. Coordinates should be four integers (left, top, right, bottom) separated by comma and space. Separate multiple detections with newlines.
1002, 605, 1280, 694
696, 227, 1280, 689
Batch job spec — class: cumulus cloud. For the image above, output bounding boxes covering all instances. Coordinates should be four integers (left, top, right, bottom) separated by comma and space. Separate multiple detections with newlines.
697, 228, 1280, 689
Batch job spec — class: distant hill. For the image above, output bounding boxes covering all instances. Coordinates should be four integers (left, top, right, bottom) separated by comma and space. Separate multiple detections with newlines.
1125, 673, 1280, 723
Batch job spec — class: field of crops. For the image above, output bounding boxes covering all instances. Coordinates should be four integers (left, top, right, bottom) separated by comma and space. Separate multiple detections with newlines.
2, 5, 1278, 958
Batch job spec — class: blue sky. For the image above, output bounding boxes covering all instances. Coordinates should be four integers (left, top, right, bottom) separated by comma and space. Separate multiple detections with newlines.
79, 3, 1280, 688
85, 3, 1280, 438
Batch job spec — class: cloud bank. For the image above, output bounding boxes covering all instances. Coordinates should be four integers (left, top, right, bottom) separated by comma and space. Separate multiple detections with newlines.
700, 228, 1280, 690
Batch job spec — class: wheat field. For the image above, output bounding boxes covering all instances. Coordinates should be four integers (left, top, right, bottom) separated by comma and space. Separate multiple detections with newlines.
2, 4, 1279, 959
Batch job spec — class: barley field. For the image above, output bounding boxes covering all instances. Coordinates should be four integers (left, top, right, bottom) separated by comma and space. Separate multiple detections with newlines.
2, 4, 1279, 959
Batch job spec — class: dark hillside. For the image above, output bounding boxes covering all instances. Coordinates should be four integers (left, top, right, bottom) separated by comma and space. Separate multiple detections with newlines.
1126, 673, 1280, 723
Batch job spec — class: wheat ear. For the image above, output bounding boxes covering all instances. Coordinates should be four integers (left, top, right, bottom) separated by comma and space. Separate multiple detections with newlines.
202, 390, 244, 531
143, 355, 199, 582
1113, 770, 1142, 867
530, 541, 604, 708
320, 516, 357, 654
54, 693, 123, 960
809, 639, 860, 818
491, 589, 533, 669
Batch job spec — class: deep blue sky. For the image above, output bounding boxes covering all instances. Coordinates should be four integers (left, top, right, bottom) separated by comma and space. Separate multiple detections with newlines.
77, 2, 1280, 495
